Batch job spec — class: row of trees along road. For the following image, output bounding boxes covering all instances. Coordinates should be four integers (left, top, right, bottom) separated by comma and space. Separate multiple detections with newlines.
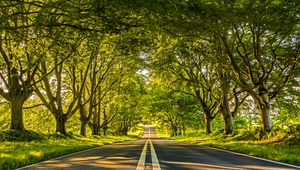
0, 0, 149, 135
0, 0, 299, 136
148, 0, 300, 135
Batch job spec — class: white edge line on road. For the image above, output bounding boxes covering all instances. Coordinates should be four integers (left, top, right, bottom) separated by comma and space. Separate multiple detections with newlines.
16, 140, 132, 170
149, 140, 161, 170
15, 146, 104, 170
136, 139, 149, 170
201, 145, 300, 169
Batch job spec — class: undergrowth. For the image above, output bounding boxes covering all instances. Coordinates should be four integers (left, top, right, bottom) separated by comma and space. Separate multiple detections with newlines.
0, 130, 44, 142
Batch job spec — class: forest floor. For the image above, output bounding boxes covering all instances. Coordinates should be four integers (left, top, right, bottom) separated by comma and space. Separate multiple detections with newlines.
0, 131, 138, 169
161, 129, 300, 166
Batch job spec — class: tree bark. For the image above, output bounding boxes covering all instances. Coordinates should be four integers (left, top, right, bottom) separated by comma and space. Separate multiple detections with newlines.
103, 124, 108, 136
204, 114, 212, 134
91, 91, 101, 136
80, 120, 88, 136
220, 91, 234, 134
55, 115, 67, 135
256, 100, 272, 133
92, 122, 100, 135
223, 111, 233, 135
10, 96, 25, 131
91, 108, 100, 135
255, 86, 272, 133
219, 74, 234, 134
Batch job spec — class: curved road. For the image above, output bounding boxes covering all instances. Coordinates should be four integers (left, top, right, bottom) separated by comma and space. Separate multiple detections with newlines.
18, 126, 300, 170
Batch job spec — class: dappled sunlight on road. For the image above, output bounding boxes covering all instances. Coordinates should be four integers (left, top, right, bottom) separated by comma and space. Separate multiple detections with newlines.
160, 160, 242, 170
31, 155, 138, 169
160, 160, 296, 170
19, 126, 300, 170
22, 140, 142, 170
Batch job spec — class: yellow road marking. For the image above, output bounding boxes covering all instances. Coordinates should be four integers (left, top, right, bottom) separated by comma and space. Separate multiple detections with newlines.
137, 126, 161, 170
148, 127, 150, 138
149, 140, 161, 170
136, 140, 149, 170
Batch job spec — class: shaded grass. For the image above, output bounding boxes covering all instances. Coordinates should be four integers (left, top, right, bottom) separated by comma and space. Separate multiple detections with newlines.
166, 129, 300, 166
0, 133, 138, 169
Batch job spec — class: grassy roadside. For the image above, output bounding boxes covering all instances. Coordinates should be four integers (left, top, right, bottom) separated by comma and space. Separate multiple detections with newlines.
162, 130, 300, 166
0, 132, 139, 169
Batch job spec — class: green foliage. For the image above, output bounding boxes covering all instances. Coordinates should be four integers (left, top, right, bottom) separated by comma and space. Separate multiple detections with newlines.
0, 1, 299, 165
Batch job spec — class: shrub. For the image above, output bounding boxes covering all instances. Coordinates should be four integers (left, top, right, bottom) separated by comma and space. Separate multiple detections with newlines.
0, 130, 44, 142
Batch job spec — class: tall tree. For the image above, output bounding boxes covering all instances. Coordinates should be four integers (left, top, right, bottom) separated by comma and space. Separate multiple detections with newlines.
215, 0, 300, 133
34, 34, 92, 135
0, 1, 47, 131
150, 36, 219, 134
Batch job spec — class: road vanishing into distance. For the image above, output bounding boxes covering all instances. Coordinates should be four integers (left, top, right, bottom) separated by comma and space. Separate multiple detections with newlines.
18, 125, 300, 170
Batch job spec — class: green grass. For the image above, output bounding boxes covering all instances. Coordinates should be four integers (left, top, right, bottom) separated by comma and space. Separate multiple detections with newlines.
0, 132, 138, 169
166, 129, 300, 166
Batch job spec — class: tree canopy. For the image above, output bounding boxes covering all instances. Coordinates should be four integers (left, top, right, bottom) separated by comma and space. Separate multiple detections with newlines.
0, 0, 299, 137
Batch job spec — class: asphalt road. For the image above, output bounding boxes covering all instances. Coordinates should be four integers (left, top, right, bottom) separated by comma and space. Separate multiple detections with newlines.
18, 125, 300, 170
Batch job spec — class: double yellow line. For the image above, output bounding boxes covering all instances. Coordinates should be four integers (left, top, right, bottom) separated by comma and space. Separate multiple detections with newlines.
136, 139, 161, 170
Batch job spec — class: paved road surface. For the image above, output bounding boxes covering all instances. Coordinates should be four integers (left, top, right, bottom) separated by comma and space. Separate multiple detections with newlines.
18, 125, 300, 170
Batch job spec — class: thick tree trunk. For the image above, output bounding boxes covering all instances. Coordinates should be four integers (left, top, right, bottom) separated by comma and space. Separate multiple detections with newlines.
223, 112, 233, 135
205, 114, 212, 134
261, 106, 271, 132
91, 111, 100, 135
256, 101, 272, 133
55, 115, 67, 135
10, 96, 25, 131
255, 87, 272, 133
92, 101, 101, 136
220, 74, 234, 135
103, 125, 108, 136
220, 99, 234, 135
80, 120, 88, 136
92, 123, 99, 135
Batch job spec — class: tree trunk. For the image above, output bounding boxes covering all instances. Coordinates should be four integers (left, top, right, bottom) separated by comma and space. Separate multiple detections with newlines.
220, 74, 234, 135
205, 114, 212, 134
10, 96, 25, 131
255, 86, 272, 133
256, 101, 272, 133
223, 112, 233, 135
122, 129, 128, 136
55, 115, 67, 135
171, 125, 177, 136
91, 110, 100, 135
182, 124, 186, 136
220, 99, 234, 135
92, 88, 101, 136
80, 120, 88, 136
92, 124, 98, 135
103, 124, 108, 136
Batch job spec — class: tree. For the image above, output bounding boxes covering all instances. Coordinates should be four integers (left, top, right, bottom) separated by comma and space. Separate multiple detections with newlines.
149, 0, 300, 134
147, 84, 200, 136
109, 72, 145, 136
150, 36, 219, 134
215, 0, 300, 133
0, 0, 47, 131
34, 34, 92, 135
